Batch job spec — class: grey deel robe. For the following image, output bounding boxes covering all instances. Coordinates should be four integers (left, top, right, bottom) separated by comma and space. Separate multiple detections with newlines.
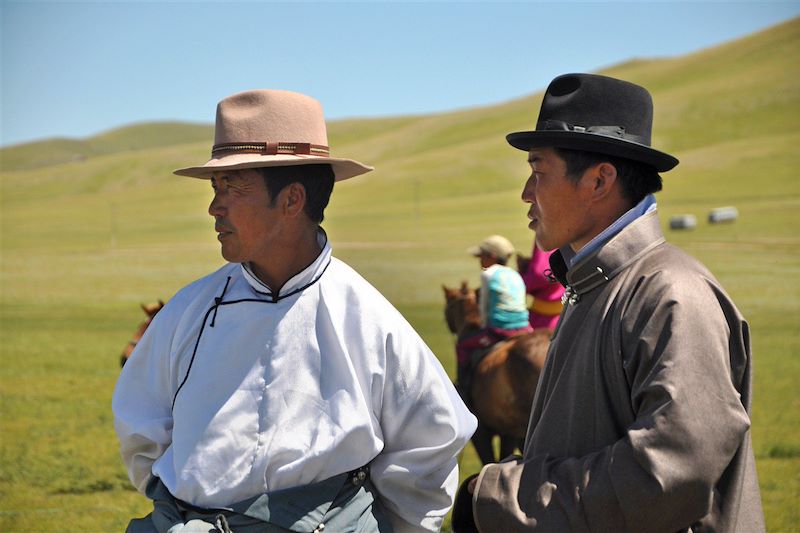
472, 211, 765, 532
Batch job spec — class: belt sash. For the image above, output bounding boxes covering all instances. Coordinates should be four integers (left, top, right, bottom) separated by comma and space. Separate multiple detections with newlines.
127, 466, 391, 533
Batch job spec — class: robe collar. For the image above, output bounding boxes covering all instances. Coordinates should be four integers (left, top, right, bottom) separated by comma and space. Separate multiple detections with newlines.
240, 229, 332, 302
550, 210, 665, 305
561, 194, 657, 268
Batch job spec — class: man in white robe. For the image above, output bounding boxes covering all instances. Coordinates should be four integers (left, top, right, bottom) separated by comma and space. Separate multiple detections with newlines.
113, 89, 477, 533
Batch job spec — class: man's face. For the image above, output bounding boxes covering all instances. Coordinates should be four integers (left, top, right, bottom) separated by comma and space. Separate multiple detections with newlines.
208, 168, 283, 264
521, 147, 595, 252
478, 252, 496, 269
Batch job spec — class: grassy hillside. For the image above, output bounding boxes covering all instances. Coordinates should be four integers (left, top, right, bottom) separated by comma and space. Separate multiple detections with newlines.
1, 17, 798, 531
0, 122, 213, 171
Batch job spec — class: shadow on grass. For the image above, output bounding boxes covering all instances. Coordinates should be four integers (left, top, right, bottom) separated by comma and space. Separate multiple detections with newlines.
52, 479, 136, 495
763, 444, 800, 459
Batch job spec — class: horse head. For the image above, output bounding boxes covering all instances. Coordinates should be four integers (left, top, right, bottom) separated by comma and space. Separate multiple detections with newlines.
120, 300, 164, 368
442, 281, 481, 337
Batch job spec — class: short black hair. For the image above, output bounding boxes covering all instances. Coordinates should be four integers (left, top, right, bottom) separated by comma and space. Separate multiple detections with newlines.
553, 147, 662, 205
259, 164, 335, 223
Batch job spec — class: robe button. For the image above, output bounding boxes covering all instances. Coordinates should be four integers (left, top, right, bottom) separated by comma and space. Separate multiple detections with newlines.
351, 470, 367, 486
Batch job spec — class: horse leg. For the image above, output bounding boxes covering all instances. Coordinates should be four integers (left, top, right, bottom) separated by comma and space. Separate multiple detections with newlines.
498, 435, 521, 459
471, 422, 497, 465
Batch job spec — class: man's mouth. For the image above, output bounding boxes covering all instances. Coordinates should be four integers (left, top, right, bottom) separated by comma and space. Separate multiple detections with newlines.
527, 210, 538, 227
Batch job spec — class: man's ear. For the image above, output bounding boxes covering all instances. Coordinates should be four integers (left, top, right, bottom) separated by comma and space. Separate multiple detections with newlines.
590, 162, 618, 201
283, 182, 307, 217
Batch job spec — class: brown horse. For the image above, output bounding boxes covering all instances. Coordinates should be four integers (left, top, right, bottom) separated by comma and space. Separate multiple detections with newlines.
443, 282, 550, 464
120, 300, 164, 367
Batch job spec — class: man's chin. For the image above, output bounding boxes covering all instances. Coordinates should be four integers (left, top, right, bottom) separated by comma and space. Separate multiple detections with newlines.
534, 237, 557, 253
220, 248, 241, 264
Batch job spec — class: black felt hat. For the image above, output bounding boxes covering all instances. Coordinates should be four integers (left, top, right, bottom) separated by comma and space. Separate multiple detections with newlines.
507, 73, 679, 172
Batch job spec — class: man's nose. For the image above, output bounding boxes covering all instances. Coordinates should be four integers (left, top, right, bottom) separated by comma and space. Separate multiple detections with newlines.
521, 177, 536, 203
208, 194, 225, 217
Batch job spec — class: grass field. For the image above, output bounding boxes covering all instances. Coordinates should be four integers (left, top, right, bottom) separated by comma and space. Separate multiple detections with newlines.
2, 18, 799, 532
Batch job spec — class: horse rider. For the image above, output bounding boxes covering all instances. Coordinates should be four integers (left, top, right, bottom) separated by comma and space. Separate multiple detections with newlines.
113, 89, 477, 533
453, 73, 764, 532
519, 244, 564, 329
456, 235, 532, 401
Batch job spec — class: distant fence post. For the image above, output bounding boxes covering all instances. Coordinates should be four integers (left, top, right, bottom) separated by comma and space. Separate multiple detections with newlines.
110, 202, 117, 249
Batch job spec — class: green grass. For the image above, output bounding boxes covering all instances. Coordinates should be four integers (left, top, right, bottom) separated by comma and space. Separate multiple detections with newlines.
2, 17, 799, 532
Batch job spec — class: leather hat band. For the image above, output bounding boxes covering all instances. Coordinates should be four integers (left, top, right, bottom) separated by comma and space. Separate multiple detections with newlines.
211, 142, 330, 157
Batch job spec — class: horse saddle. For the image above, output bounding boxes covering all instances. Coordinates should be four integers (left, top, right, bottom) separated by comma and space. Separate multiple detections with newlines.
469, 339, 510, 370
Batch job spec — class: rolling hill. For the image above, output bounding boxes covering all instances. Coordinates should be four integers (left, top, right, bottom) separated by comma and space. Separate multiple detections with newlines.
2, 18, 798, 306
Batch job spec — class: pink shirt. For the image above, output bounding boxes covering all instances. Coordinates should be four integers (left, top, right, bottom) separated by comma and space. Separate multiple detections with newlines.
520, 245, 564, 329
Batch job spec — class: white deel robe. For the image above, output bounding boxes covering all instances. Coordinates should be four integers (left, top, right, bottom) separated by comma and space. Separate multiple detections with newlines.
113, 234, 477, 532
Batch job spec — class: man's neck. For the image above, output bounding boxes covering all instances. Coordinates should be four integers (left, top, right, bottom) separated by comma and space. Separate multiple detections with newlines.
564, 194, 657, 267
249, 227, 322, 292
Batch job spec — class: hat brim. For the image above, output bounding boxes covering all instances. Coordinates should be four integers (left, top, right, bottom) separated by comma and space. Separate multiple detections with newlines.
173, 153, 373, 181
506, 130, 678, 172
466, 245, 483, 256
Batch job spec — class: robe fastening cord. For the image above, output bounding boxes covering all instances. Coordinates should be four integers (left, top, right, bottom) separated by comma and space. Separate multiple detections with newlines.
171, 261, 332, 410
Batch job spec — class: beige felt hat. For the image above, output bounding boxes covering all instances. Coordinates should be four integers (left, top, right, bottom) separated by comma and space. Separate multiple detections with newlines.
174, 89, 373, 181
467, 235, 516, 260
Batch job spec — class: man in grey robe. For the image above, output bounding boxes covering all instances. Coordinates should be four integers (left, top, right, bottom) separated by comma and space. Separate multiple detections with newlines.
453, 73, 765, 532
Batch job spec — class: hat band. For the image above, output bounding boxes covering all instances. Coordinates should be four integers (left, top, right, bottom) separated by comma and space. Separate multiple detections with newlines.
536, 120, 645, 144
211, 142, 330, 157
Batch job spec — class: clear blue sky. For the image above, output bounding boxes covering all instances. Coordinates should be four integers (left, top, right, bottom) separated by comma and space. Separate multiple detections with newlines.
2, 1, 798, 147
